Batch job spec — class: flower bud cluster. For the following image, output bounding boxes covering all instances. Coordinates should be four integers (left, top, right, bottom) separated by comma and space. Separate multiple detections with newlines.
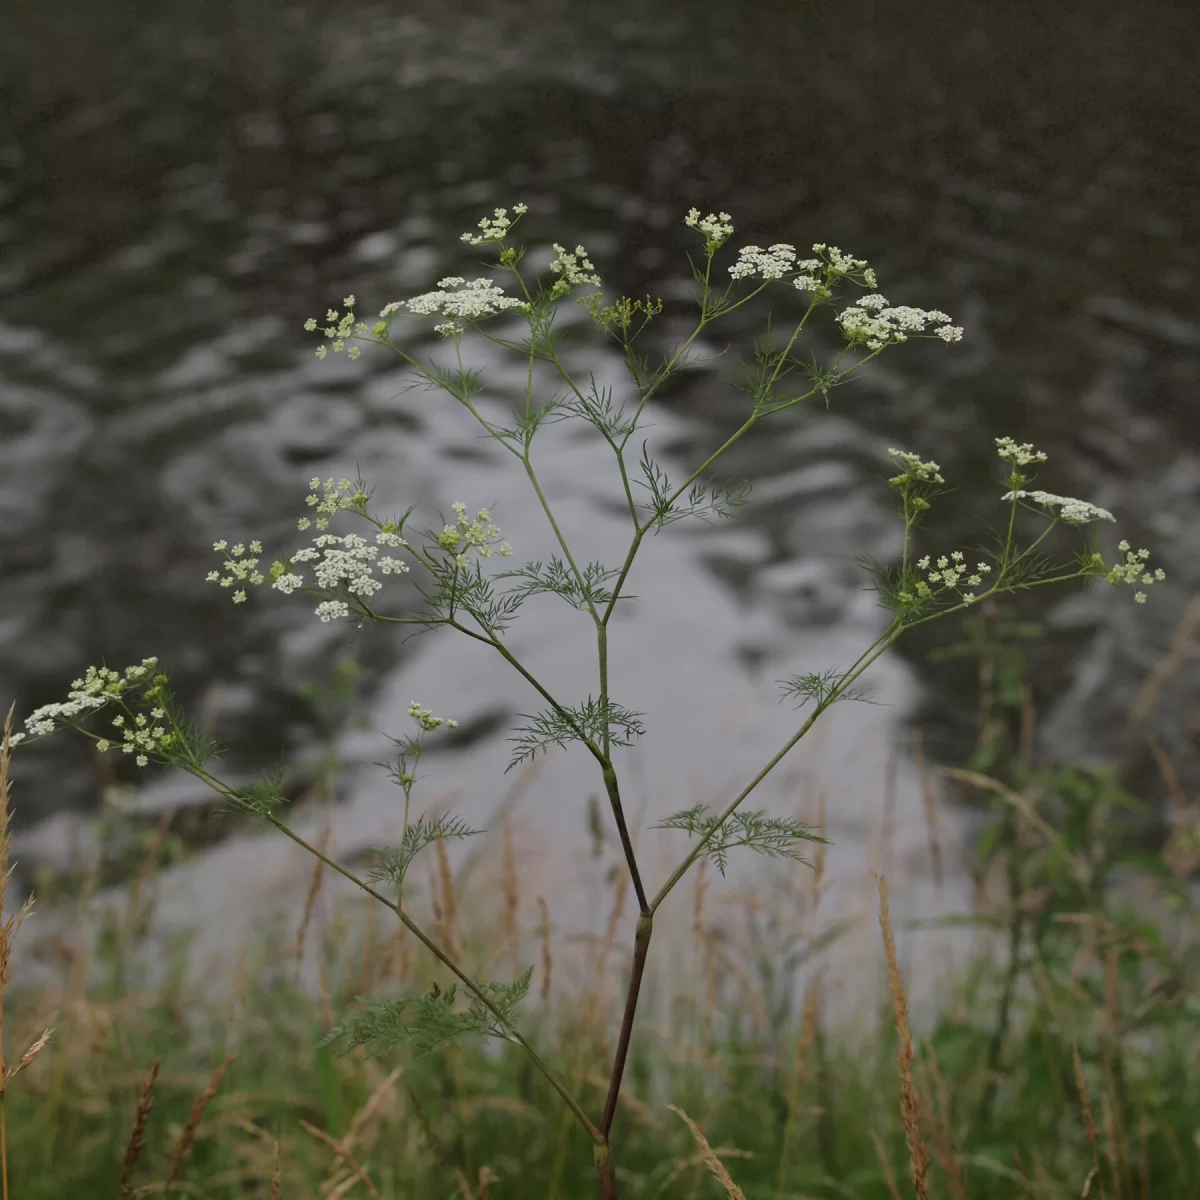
408, 701, 459, 732
806, 243, 878, 295
547, 244, 602, 300
304, 296, 369, 360
382, 277, 531, 338
887, 447, 945, 486
837, 293, 963, 351
300, 477, 370, 533
437, 503, 513, 569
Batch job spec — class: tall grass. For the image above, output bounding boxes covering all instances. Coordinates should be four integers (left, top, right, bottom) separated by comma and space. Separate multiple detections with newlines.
4, 615, 1199, 1197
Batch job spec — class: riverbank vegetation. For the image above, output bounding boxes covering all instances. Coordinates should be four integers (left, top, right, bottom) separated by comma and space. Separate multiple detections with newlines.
2, 607, 1197, 1198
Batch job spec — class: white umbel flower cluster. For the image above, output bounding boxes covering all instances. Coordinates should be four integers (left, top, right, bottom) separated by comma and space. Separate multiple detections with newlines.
10, 659, 168, 766
548, 243, 602, 300
1003, 490, 1116, 525
1107, 540, 1166, 604
381, 277, 531, 338
683, 208, 735, 252
837, 293, 963, 350
10, 659, 157, 743
304, 296, 368, 360
899, 552, 993, 606
208, 478, 410, 621
723, 239, 880, 298
727, 244, 809, 282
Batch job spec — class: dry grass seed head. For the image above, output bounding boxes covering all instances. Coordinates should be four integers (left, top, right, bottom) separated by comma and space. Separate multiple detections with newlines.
299, 1118, 384, 1200
163, 1053, 237, 1190
876, 873, 929, 1200
668, 1103, 747, 1200
119, 1057, 161, 1196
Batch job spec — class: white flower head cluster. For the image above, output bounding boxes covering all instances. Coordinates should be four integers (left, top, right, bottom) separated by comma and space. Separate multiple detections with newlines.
837, 293, 963, 351
304, 296, 369, 360
683, 208, 735, 253
900, 552, 993, 606
548, 243, 602, 300
995, 437, 1049, 467
408, 700, 459, 733
207, 480, 410, 620
460, 203, 528, 246
1107, 540, 1166, 604
887, 447, 945, 486
381, 277, 532, 338
267, 529, 410, 624
437, 502, 513, 569
1003, 489, 1115, 525
206, 539, 266, 603
728, 244, 806, 283
12, 659, 165, 766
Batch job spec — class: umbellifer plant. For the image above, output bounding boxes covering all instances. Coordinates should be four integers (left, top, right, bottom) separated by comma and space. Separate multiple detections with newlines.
8, 202, 1165, 1196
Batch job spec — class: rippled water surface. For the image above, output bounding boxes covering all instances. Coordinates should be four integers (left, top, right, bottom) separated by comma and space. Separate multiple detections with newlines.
2, 0, 1198, 1018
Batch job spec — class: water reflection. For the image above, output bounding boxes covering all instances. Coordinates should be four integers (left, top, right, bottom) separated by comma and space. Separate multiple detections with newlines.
2, 2, 1197, 1013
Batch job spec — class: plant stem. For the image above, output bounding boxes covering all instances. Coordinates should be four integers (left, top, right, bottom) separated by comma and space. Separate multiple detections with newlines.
600, 912, 654, 1139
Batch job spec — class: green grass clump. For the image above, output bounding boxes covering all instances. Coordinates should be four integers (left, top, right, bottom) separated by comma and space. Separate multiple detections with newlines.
3, 618, 1199, 1198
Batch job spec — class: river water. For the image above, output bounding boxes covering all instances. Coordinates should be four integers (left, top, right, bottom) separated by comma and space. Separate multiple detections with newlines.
3, 1, 1198, 1034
